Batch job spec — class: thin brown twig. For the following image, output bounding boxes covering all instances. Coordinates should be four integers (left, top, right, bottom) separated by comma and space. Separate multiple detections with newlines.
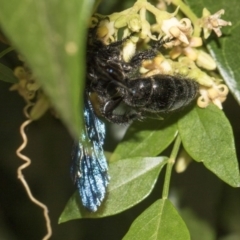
16, 103, 52, 240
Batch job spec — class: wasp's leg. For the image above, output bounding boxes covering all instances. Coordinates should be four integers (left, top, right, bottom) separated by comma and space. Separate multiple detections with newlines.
101, 98, 142, 124
129, 37, 173, 68
107, 32, 136, 48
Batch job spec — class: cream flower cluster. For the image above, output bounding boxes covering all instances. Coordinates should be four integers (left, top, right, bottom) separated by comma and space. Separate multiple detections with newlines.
92, 0, 231, 109
10, 65, 40, 101
10, 64, 50, 119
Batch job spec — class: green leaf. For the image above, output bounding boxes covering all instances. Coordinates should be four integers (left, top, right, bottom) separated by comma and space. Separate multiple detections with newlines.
0, 0, 95, 137
186, 0, 240, 104
178, 104, 240, 187
0, 63, 17, 83
123, 199, 190, 240
59, 157, 168, 222
111, 119, 177, 161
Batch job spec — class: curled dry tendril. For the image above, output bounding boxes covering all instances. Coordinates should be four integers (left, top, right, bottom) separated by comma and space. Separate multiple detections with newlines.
16, 103, 52, 240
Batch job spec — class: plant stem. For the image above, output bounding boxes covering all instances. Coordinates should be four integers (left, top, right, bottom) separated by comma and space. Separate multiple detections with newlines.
92, 0, 102, 14
162, 134, 181, 199
0, 46, 14, 58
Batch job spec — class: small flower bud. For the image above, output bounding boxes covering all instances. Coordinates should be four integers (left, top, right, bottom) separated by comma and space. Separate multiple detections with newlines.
188, 69, 213, 87
26, 81, 40, 92
14, 67, 26, 79
169, 46, 182, 59
216, 84, 229, 97
128, 14, 141, 32
122, 40, 136, 62
183, 47, 198, 61
178, 18, 193, 36
207, 88, 219, 99
197, 95, 210, 108
97, 25, 109, 39
196, 50, 216, 70
114, 15, 127, 29
30, 94, 50, 120
175, 149, 192, 173
189, 37, 203, 47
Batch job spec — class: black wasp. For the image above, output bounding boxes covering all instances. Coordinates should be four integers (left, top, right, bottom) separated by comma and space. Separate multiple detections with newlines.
71, 25, 199, 212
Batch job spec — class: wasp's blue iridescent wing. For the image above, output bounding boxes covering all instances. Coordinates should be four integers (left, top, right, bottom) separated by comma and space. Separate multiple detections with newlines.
71, 95, 109, 212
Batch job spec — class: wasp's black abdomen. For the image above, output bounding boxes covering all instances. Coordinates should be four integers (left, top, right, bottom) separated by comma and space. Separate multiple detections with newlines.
151, 75, 199, 112
124, 75, 199, 113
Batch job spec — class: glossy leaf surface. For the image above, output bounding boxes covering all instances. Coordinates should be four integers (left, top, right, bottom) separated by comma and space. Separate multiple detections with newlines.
123, 199, 190, 240
178, 105, 240, 187
111, 119, 177, 161
0, 0, 94, 137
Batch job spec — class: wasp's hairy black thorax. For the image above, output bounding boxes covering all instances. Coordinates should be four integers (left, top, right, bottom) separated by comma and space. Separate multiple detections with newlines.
86, 31, 199, 124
